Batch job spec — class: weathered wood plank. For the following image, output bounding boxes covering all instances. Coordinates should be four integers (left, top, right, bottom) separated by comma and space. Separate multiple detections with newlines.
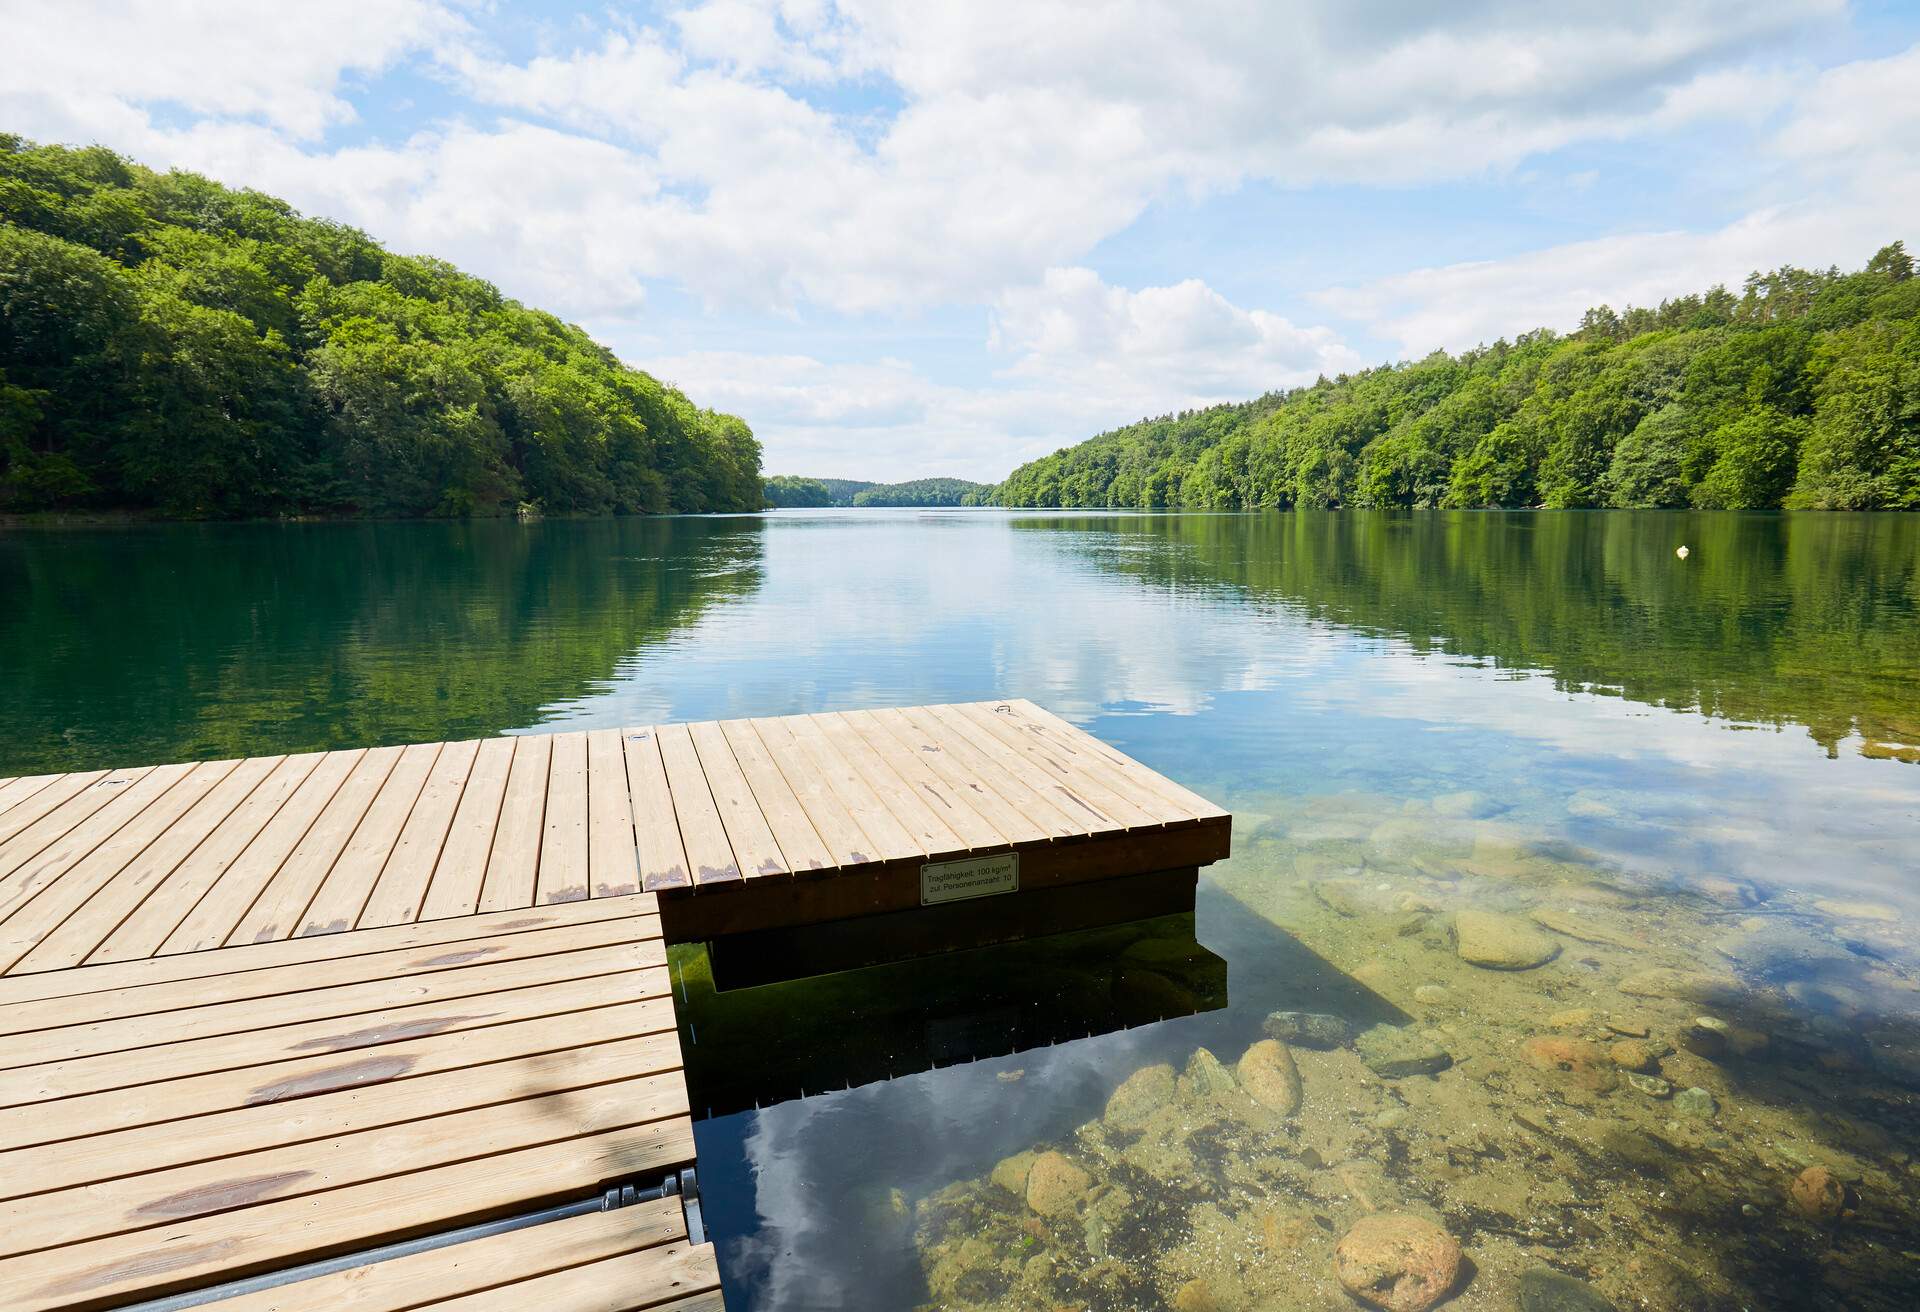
587, 728, 640, 898
430, 1240, 722, 1312
90, 752, 327, 964
716, 717, 833, 873
480, 734, 552, 912
689, 720, 786, 878
0, 962, 670, 1109
299, 742, 443, 936
0, 766, 164, 910
205, 1197, 691, 1312
862, 707, 1049, 845
624, 728, 689, 892
159, 749, 364, 955
0, 895, 650, 1006
537, 732, 591, 905
813, 711, 971, 857
11, 756, 281, 974
0, 775, 61, 825
230, 746, 404, 946
654, 723, 740, 886
771, 713, 919, 863
420, 735, 516, 921
949, 701, 1161, 829
923, 703, 1122, 832
359, 739, 481, 928
0, 769, 114, 858
1003, 698, 1220, 824
0, 1115, 698, 1311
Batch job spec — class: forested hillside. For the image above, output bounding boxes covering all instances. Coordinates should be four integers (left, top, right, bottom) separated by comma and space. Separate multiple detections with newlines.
995, 244, 1920, 511
0, 135, 762, 518
853, 477, 991, 506
762, 475, 833, 507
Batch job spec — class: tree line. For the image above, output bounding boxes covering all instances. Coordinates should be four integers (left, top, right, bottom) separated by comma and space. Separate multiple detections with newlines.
761, 475, 990, 507
0, 135, 763, 518
993, 243, 1919, 511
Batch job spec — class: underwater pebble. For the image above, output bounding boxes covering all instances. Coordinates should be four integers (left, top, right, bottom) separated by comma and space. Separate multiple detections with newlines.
1616, 968, 1745, 1004
1333, 1213, 1463, 1312
1263, 1009, 1353, 1048
1691, 875, 1768, 907
1454, 909, 1560, 970
1237, 1039, 1304, 1115
1813, 898, 1900, 923
1432, 790, 1500, 819
1413, 984, 1450, 1006
1101, 1063, 1175, 1129
1626, 1072, 1673, 1098
1023, 1151, 1090, 1216
1673, 1087, 1718, 1118
1517, 1266, 1616, 1311
1357, 1025, 1453, 1079
1546, 1007, 1594, 1028
1531, 907, 1647, 950
1789, 1165, 1847, 1219
1179, 1047, 1239, 1100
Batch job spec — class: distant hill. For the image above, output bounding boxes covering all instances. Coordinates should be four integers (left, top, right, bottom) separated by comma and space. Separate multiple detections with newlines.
0, 134, 761, 518
761, 476, 990, 507
992, 242, 1920, 511
853, 477, 992, 507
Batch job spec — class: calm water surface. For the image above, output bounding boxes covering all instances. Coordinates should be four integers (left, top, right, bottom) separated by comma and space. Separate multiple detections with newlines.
3, 510, 1918, 1311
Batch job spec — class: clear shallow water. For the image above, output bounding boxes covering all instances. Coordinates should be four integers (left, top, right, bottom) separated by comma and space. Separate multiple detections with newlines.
3, 509, 1918, 1310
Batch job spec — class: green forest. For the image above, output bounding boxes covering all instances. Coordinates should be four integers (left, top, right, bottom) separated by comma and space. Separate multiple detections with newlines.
0, 135, 763, 518
994, 244, 1920, 511
762, 475, 990, 507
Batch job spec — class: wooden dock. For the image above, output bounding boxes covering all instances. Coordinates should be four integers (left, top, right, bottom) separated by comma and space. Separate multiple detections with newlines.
0, 700, 1230, 1309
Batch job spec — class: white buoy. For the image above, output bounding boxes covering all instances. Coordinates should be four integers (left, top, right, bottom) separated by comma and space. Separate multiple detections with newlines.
1676, 545, 1690, 559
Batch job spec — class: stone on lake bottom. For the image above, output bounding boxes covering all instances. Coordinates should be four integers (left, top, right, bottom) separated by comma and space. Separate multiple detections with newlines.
1518, 1266, 1616, 1311
1263, 1009, 1353, 1048
1179, 1047, 1238, 1100
1103, 1062, 1176, 1128
1673, 1087, 1718, 1118
1333, 1213, 1463, 1311
1789, 1165, 1847, 1219
1024, 1151, 1090, 1216
1454, 909, 1560, 969
1237, 1038, 1303, 1115
1626, 1072, 1673, 1098
1357, 1025, 1453, 1079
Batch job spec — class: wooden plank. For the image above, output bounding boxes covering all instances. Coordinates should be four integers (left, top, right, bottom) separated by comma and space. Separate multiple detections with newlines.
0, 962, 671, 1109
0, 1068, 688, 1261
0, 769, 111, 855
587, 729, 640, 898
654, 724, 740, 886
230, 746, 404, 946
624, 728, 689, 892
776, 712, 923, 861
0, 995, 673, 1152
949, 701, 1161, 829
159, 749, 364, 955
1012, 699, 1227, 819
716, 718, 833, 873
0, 1030, 684, 1202
0, 775, 59, 824
206, 1198, 690, 1312
428, 1241, 721, 1312
480, 734, 552, 912
812, 711, 970, 857
0, 766, 160, 905
0, 915, 660, 1038
0, 762, 207, 972
2, 1116, 697, 1312
841, 708, 1025, 848
1, 938, 666, 1070
0, 895, 650, 1006
300, 742, 443, 936
893, 705, 1085, 839
744, 716, 878, 867
9, 756, 280, 975
88, 752, 327, 964
922, 702, 1120, 832
538, 732, 591, 905
420, 735, 516, 921
688, 720, 786, 878
864, 706, 1059, 844
360, 739, 481, 928
1001, 699, 1218, 824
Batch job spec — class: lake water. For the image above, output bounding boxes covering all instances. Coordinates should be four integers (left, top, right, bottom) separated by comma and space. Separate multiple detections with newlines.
3, 509, 1917, 1311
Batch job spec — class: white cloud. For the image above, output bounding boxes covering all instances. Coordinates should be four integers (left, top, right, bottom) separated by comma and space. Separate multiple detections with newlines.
1316, 44, 1920, 355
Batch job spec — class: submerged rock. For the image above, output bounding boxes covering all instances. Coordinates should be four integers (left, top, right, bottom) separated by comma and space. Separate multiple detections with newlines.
1433, 790, 1500, 819
1357, 1025, 1453, 1079
1812, 898, 1899, 923
1713, 923, 1853, 981
1024, 1151, 1090, 1216
1531, 908, 1646, 951
1103, 1062, 1176, 1129
1673, 1087, 1718, 1118
1789, 1165, 1847, 1219
1333, 1213, 1463, 1311
1616, 968, 1745, 1005
1179, 1047, 1239, 1100
1263, 1010, 1353, 1048
1454, 909, 1560, 969
1236, 1039, 1303, 1115
1626, 1072, 1673, 1098
1692, 875, 1768, 907
1517, 1266, 1615, 1311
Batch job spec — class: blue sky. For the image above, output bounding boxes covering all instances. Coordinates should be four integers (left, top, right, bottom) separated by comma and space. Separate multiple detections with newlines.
6, 1, 1918, 480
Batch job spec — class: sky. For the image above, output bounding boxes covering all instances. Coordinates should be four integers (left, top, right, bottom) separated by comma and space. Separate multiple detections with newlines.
4, 1, 1919, 482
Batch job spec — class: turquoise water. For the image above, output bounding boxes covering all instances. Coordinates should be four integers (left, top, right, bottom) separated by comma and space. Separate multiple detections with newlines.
3, 510, 1917, 1310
